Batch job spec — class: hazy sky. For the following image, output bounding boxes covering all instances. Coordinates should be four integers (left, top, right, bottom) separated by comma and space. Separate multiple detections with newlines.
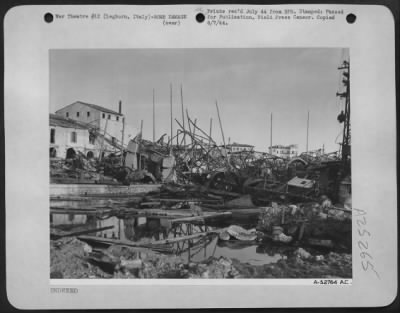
50, 48, 347, 152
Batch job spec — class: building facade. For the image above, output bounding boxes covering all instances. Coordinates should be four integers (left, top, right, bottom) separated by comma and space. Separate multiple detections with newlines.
55, 101, 124, 144
49, 114, 97, 159
269, 144, 298, 159
226, 142, 255, 153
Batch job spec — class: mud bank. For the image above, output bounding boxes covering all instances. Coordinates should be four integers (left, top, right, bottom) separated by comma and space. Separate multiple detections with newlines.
50, 237, 351, 279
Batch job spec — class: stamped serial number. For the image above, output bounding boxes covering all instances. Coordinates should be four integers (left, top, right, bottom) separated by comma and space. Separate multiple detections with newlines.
313, 279, 351, 285
50, 287, 78, 294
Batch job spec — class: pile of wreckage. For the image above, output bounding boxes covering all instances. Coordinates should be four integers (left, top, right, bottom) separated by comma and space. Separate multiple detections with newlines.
140, 183, 352, 251
51, 108, 350, 204
51, 181, 351, 253
51, 109, 352, 253
50, 152, 116, 184
50, 179, 352, 280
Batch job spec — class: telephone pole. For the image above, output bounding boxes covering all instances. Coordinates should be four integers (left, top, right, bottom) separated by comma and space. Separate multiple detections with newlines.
170, 83, 173, 149
152, 88, 155, 143
306, 110, 309, 153
270, 113, 273, 153
336, 60, 350, 166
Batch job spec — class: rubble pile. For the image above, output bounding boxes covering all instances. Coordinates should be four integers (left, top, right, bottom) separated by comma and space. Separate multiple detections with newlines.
50, 152, 115, 184
50, 112, 347, 206
50, 151, 160, 185
50, 237, 351, 279
257, 201, 351, 250
50, 110, 352, 280
50, 237, 112, 279
231, 248, 352, 278
50, 59, 353, 280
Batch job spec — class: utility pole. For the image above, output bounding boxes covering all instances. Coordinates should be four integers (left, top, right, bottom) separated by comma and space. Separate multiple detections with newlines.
306, 110, 310, 153
180, 85, 186, 146
216, 101, 231, 170
208, 117, 213, 165
138, 120, 143, 170
119, 100, 124, 164
216, 101, 227, 152
152, 88, 155, 143
120, 115, 125, 165
99, 118, 108, 162
170, 83, 173, 150
209, 118, 213, 147
270, 113, 273, 154
337, 59, 350, 167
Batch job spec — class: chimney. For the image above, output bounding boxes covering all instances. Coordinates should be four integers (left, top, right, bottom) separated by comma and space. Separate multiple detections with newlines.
118, 100, 122, 114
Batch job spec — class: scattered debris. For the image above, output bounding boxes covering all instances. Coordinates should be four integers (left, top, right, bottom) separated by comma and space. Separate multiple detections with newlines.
50, 84, 352, 279
50, 237, 351, 279
294, 248, 312, 259
218, 225, 258, 241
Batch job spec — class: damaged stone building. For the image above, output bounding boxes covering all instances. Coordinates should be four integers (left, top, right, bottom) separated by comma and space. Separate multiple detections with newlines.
49, 114, 97, 159
50, 101, 126, 159
55, 100, 125, 143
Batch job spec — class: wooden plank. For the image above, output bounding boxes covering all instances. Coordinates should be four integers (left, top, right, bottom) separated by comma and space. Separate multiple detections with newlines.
140, 201, 161, 206
148, 198, 222, 204
50, 206, 196, 219
208, 188, 241, 198
78, 229, 223, 248
50, 195, 142, 202
170, 212, 232, 224
201, 204, 262, 212
51, 225, 115, 238
149, 229, 224, 245
124, 208, 194, 218
247, 186, 318, 202
77, 235, 171, 251
50, 209, 111, 215
201, 204, 226, 210
50, 206, 113, 211
50, 183, 161, 197
330, 205, 352, 213
224, 208, 262, 215
206, 193, 224, 200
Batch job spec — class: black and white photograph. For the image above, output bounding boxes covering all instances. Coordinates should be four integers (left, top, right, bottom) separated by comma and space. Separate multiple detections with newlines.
49, 48, 352, 279
4, 4, 397, 309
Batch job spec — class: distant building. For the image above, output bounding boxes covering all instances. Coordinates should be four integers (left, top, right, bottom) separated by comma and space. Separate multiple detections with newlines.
302, 148, 325, 158
269, 144, 298, 159
49, 114, 97, 159
55, 101, 124, 143
226, 142, 255, 153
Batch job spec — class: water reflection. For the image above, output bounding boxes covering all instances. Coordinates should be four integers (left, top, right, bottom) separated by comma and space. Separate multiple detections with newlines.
51, 213, 88, 225
214, 240, 282, 266
50, 199, 118, 209
51, 210, 283, 265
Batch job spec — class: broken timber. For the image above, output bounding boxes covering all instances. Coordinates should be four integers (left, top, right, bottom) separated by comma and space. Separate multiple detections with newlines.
50, 225, 115, 239
51, 206, 233, 222
247, 186, 319, 202
78, 229, 223, 248
170, 212, 232, 224
77, 235, 173, 253
50, 207, 113, 215
50, 183, 161, 197
145, 198, 223, 204
149, 229, 223, 245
